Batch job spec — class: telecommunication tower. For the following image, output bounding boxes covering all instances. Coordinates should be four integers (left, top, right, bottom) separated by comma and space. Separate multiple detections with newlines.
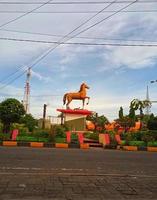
23, 67, 31, 113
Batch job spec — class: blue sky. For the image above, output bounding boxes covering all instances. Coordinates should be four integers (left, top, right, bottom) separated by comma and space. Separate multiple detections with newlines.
0, 0, 157, 120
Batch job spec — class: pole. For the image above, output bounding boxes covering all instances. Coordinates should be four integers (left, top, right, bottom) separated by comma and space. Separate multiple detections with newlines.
42, 104, 47, 129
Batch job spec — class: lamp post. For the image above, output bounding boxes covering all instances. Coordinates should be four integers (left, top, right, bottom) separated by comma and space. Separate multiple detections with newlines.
146, 80, 157, 115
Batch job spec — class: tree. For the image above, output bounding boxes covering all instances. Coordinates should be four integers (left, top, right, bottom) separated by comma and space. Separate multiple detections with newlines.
115, 116, 135, 132
87, 113, 109, 132
0, 98, 25, 133
129, 105, 136, 122
119, 107, 124, 119
130, 99, 151, 117
20, 114, 38, 132
147, 115, 157, 130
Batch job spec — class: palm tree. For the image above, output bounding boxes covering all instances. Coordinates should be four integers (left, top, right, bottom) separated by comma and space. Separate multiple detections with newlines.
130, 99, 151, 116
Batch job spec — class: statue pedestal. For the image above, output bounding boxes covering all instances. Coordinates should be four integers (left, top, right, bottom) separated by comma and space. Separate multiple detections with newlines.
57, 109, 93, 131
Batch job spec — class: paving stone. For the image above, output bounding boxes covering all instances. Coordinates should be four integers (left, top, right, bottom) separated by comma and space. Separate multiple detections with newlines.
0, 174, 156, 200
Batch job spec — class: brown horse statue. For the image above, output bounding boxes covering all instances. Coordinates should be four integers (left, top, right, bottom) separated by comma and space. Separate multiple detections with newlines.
63, 83, 90, 109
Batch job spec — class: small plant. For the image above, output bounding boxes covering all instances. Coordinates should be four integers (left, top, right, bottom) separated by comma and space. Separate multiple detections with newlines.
128, 141, 146, 147
147, 141, 157, 147
121, 140, 126, 146
54, 125, 68, 138
32, 129, 49, 138
0, 133, 11, 141
55, 137, 66, 143
84, 132, 99, 140
71, 133, 78, 140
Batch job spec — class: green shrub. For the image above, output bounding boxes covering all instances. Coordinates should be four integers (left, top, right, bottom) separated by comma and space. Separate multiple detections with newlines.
71, 133, 78, 140
53, 125, 67, 138
0, 133, 11, 141
84, 132, 99, 140
147, 141, 157, 147
16, 136, 49, 142
141, 131, 157, 142
11, 123, 29, 136
128, 141, 146, 147
121, 140, 126, 146
147, 117, 157, 130
16, 136, 37, 142
48, 134, 55, 142
122, 131, 143, 141
107, 131, 118, 146
37, 138, 49, 143
55, 137, 66, 143
32, 129, 49, 138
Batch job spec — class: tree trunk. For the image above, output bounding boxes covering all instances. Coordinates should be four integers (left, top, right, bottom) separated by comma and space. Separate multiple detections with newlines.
3, 122, 11, 133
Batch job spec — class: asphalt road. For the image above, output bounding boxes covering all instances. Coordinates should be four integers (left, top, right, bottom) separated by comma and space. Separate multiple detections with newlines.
0, 147, 156, 200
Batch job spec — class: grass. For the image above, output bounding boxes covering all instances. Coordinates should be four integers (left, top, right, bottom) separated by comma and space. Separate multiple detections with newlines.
55, 137, 66, 143
16, 136, 49, 143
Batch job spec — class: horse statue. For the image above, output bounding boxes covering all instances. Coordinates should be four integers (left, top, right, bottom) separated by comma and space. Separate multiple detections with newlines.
63, 83, 90, 109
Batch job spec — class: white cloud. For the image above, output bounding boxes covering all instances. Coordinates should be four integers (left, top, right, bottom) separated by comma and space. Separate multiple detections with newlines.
100, 46, 157, 71
31, 69, 52, 83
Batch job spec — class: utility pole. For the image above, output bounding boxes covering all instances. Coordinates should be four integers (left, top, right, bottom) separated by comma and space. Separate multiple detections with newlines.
145, 85, 151, 115
23, 67, 31, 114
42, 104, 47, 129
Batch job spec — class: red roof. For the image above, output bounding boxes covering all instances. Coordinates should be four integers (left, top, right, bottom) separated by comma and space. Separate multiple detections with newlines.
57, 109, 92, 115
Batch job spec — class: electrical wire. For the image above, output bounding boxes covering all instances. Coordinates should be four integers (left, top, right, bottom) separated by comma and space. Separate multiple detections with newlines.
0, 0, 138, 90
1, 37, 157, 46
0, 0, 156, 4
71, 0, 138, 38
0, 10, 157, 14
0, 0, 54, 28
1, 28, 157, 43
0, 94, 62, 97
0, 0, 118, 88
0, 0, 56, 84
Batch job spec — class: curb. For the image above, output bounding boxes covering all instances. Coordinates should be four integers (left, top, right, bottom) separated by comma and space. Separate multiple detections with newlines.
121, 146, 157, 152
55, 143, 68, 148
80, 143, 89, 149
147, 147, 157, 152
123, 146, 138, 151
0, 141, 157, 151
30, 142, 44, 148
0, 141, 90, 149
3, 141, 17, 146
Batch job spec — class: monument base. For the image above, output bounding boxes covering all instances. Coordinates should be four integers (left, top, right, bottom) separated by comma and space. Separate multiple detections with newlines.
57, 109, 93, 131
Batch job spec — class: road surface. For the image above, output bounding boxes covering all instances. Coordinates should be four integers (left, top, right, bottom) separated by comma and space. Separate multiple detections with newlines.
0, 147, 156, 200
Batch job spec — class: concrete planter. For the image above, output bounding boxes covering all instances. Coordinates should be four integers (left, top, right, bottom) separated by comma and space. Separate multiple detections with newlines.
80, 143, 89, 149
30, 142, 44, 148
55, 143, 68, 148
123, 146, 138, 151
3, 141, 17, 146
147, 147, 157, 152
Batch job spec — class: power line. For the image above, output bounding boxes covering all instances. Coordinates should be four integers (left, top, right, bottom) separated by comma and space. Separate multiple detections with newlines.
0, 10, 157, 14
0, 0, 138, 89
0, 0, 54, 28
1, 37, 157, 46
71, 0, 138, 38
0, 66, 26, 85
0, 94, 62, 97
0, 0, 118, 89
0, 0, 55, 84
0, 1, 156, 4
1, 28, 157, 43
